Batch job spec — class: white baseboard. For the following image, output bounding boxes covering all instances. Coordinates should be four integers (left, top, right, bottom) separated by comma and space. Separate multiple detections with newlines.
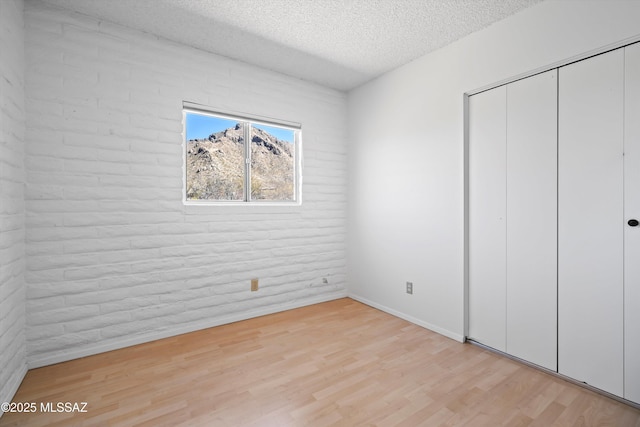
348, 293, 465, 343
0, 363, 28, 419
28, 291, 348, 369
27, 290, 463, 369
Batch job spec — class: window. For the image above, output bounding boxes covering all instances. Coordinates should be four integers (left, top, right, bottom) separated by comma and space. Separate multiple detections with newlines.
183, 105, 301, 204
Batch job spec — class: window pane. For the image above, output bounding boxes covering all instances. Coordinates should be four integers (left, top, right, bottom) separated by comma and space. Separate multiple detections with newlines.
185, 113, 244, 201
251, 124, 295, 201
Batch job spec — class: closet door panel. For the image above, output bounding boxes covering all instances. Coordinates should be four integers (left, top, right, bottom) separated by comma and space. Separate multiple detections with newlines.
624, 42, 640, 403
558, 49, 624, 396
506, 70, 558, 371
468, 86, 507, 352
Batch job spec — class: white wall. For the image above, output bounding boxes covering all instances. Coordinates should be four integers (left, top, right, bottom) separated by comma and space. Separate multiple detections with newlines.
24, 1, 348, 368
348, 0, 640, 341
0, 0, 27, 408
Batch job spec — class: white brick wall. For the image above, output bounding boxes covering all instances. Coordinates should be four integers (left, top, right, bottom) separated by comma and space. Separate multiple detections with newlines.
24, 2, 348, 367
0, 0, 27, 409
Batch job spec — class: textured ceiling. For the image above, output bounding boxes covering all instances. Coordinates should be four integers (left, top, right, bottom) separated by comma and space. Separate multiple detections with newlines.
38, 0, 544, 91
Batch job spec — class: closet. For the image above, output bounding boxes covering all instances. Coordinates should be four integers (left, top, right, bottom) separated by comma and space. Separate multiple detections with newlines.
468, 43, 640, 404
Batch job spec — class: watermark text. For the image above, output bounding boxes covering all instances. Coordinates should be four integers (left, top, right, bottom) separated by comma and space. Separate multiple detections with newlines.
1, 402, 88, 413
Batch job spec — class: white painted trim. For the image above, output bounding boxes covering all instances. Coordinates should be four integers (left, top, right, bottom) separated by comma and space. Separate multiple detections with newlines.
463, 92, 470, 339
0, 364, 28, 418
348, 293, 465, 343
27, 291, 348, 369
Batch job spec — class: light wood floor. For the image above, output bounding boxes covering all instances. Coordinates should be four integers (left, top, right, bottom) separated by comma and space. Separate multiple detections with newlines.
1, 298, 639, 426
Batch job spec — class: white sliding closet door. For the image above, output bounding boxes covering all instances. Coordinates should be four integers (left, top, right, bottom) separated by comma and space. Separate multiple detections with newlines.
558, 49, 624, 396
624, 42, 640, 403
468, 86, 507, 352
506, 70, 557, 371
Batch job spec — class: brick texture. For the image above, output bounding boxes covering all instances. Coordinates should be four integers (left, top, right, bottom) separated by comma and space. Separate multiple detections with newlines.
24, 2, 348, 367
0, 0, 27, 409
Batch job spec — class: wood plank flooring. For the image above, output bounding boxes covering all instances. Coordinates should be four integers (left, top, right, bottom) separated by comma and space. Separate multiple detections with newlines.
1, 298, 639, 426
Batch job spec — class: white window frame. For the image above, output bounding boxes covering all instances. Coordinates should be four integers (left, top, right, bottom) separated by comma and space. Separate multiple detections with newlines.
182, 102, 302, 206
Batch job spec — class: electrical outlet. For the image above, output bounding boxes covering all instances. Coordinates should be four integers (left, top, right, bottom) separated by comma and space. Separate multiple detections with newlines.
406, 281, 413, 294
251, 278, 259, 292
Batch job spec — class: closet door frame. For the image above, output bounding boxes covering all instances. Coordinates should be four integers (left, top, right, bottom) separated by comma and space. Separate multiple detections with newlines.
464, 38, 640, 406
